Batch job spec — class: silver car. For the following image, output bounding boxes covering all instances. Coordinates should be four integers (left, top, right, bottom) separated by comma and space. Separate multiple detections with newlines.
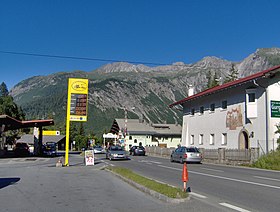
170, 146, 202, 163
106, 146, 129, 160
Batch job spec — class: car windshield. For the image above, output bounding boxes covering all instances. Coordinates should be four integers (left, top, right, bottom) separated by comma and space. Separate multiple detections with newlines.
186, 147, 200, 153
111, 146, 123, 151
45, 143, 56, 150
16, 143, 28, 148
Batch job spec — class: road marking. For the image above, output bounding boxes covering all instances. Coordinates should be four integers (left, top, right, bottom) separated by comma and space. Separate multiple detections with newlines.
158, 165, 180, 171
100, 160, 115, 166
201, 168, 224, 173
139, 160, 162, 164
190, 192, 207, 199
157, 165, 280, 190
254, 176, 280, 182
219, 203, 251, 212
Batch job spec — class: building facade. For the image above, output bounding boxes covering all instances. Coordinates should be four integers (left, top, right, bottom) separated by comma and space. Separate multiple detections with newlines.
110, 119, 182, 150
170, 65, 280, 154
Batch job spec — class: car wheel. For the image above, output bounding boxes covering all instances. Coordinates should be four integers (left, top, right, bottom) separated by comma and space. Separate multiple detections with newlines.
133, 152, 135, 156
170, 156, 174, 162
109, 157, 112, 161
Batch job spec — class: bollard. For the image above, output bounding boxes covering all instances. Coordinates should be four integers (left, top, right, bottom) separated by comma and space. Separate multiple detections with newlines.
56, 157, 63, 167
182, 161, 189, 192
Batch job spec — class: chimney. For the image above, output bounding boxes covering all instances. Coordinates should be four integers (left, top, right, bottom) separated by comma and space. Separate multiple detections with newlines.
188, 85, 194, 96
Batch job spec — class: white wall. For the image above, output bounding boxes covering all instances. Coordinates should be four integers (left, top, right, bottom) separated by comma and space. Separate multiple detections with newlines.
180, 81, 276, 150
268, 82, 280, 150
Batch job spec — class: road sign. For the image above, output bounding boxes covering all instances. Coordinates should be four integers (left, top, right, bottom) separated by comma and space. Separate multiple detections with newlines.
85, 150, 95, 166
68, 79, 88, 121
65, 78, 89, 166
271, 100, 280, 118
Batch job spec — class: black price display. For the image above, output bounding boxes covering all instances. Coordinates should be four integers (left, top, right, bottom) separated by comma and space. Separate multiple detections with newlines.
70, 94, 87, 116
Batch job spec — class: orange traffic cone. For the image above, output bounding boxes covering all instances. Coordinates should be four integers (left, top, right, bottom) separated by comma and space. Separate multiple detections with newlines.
182, 161, 189, 192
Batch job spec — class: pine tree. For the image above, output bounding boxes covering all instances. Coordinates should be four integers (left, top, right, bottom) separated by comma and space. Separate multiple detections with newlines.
224, 64, 239, 83
206, 71, 220, 89
0, 82, 9, 97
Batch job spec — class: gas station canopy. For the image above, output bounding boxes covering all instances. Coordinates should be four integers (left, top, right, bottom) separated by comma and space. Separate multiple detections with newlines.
0, 115, 54, 131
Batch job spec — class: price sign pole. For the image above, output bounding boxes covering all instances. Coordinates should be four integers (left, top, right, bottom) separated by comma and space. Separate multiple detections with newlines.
65, 78, 88, 166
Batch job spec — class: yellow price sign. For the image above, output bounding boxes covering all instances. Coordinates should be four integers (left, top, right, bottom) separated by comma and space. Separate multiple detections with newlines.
65, 78, 88, 166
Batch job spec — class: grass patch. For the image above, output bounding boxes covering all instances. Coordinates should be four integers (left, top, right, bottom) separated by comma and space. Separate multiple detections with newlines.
250, 150, 280, 171
107, 166, 188, 199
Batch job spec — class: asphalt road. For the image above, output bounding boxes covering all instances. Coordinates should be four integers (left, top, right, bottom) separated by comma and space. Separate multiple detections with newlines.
96, 154, 280, 212
0, 154, 226, 212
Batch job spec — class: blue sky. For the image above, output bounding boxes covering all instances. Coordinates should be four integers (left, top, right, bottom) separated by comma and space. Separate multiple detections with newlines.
1, 0, 280, 90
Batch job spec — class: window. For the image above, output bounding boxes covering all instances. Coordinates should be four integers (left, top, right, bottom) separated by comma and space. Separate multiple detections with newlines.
222, 133, 227, 145
190, 135, 194, 145
200, 106, 204, 114
246, 89, 257, 118
210, 134, 215, 145
248, 93, 256, 102
199, 134, 203, 145
191, 108, 195, 116
210, 103, 215, 112
222, 100, 227, 109
129, 136, 132, 140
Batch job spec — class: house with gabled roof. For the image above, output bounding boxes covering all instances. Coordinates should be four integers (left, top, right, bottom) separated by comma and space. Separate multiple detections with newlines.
110, 118, 182, 150
170, 65, 280, 154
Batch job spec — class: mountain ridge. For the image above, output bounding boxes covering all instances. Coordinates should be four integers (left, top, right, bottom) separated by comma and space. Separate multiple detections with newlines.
9, 47, 280, 136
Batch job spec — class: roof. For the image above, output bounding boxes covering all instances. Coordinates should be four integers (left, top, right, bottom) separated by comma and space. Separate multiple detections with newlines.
111, 119, 182, 136
0, 115, 54, 131
169, 65, 280, 107
16, 134, 65, 144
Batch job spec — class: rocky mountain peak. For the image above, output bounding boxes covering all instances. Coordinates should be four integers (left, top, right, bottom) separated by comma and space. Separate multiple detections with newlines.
96, 62, 150, 74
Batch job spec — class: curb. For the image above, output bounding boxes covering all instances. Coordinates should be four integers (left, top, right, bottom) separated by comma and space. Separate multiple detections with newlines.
106, 168, 190, 203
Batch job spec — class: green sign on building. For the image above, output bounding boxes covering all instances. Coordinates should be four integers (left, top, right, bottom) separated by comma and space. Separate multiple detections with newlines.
271, 100, 280, 118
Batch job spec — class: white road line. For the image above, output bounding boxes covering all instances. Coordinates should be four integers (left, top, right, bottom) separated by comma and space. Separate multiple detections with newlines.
158, 165, 180, 171
201, 168, 224, 173
139, 160, 162, 164
190, 192, 207, 199
157, 165, 280, 190
219, 203, 251, 212
254, 176, 280, 182
100, 160, 115, 166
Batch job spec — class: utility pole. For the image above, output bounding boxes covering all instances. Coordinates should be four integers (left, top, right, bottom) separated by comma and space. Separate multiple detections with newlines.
124, 107, 127, 140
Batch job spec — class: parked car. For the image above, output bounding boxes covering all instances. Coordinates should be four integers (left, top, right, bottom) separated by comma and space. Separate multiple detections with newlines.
106, 145, 128, 160
170, 146, 202, 163
129, 146, 146, 156
43, 142, 57, 157
14, 142, 30, 157
93, 146, 105, 154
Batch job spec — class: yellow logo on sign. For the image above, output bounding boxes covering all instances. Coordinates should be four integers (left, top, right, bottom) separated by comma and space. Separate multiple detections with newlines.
71, 81, 87, 92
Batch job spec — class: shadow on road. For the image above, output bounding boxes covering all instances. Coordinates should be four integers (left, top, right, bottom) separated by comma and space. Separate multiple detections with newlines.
0, 177, 20, 189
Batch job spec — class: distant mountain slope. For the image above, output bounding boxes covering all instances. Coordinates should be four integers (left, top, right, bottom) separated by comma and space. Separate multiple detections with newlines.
10, 48, 280, 137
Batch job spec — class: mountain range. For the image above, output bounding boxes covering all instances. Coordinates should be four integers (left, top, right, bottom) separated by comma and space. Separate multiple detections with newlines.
9, 47, 280, 137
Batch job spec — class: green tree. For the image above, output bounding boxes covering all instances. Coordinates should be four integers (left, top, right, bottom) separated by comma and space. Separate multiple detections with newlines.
206, 71, 220, 89
0, 82, 9, 97
224, 64, 239, 83
0, 82, 25, 120
0, 82, 26, 145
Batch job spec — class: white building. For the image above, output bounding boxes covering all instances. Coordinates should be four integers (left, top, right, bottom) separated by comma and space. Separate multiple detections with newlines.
170, 65, 280, 154
110, 119, 182, 150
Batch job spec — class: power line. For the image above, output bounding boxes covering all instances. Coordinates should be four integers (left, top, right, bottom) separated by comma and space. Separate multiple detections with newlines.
0, 50, 177, 66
